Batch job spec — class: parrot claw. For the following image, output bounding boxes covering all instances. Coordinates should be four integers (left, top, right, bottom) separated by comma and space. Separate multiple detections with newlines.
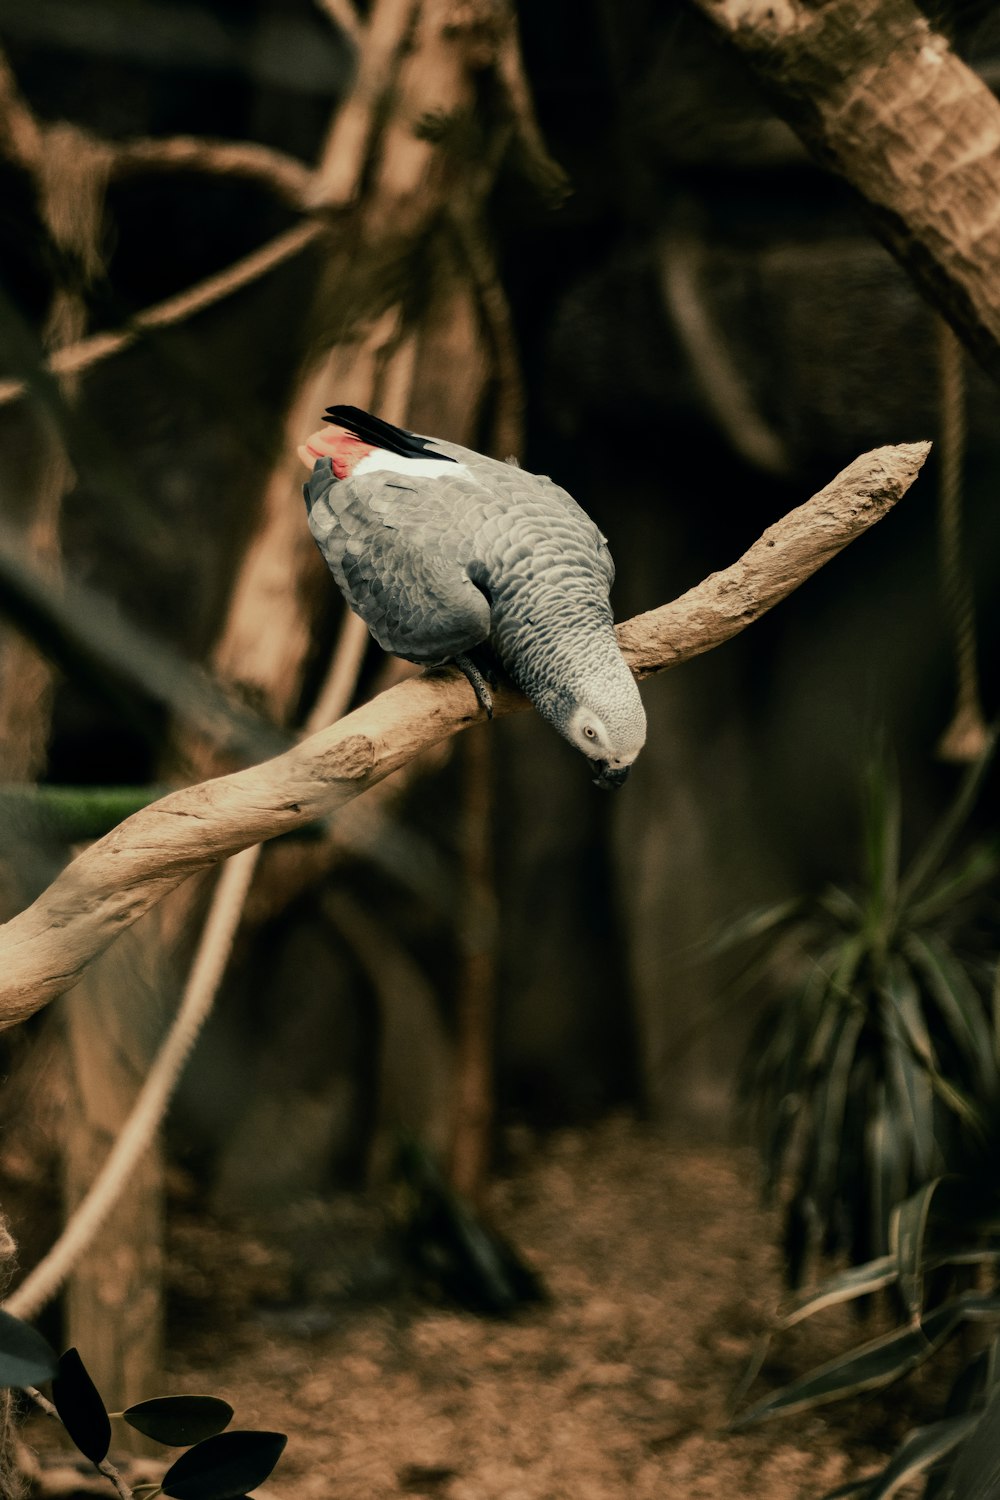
454, 654, 494, 719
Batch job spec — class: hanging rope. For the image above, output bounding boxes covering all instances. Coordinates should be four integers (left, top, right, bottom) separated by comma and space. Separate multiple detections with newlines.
935, 316, 988, 763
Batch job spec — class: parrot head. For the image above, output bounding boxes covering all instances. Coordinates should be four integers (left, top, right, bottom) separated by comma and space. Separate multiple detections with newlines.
554, 672, 647, 790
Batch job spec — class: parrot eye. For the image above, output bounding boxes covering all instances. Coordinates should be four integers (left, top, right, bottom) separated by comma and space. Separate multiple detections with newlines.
583, 725, 597, 740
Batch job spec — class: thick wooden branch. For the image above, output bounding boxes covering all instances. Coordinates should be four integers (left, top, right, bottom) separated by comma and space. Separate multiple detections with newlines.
688, 0, 1000, 383
0, 442, 929, 1028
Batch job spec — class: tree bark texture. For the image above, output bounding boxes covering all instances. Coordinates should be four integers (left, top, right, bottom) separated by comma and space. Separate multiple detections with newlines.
60, 915, 170, 1442
0, 441, 929, 1030
688, 0, 1000, 383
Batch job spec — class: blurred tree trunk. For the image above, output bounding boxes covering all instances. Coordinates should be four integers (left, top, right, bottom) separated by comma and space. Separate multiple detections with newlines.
61, 913, 171, 1450
179, 0, 538, 1207
0, 58, 168, 1428
690, 0, 1000, 382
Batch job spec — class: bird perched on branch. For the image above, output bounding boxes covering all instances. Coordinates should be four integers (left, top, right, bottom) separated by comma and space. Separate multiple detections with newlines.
298, 405, 646, 788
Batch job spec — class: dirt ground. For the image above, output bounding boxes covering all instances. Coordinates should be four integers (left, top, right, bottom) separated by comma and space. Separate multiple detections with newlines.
25, 1117, 935, 1500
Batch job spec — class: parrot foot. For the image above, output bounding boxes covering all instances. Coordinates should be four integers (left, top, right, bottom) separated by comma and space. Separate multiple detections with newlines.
454, 654, 494, 719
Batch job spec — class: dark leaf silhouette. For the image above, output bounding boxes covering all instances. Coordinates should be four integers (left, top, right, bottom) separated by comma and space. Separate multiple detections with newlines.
52, 1348, 112, 1464
937, 1380, 1000, 1500
160, 1430, 287, 1499
123, 1395, 235, 1446
0, 1309, 58, 1389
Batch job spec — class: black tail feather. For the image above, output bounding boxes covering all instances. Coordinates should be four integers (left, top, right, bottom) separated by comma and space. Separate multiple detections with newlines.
323, 404, 456, 462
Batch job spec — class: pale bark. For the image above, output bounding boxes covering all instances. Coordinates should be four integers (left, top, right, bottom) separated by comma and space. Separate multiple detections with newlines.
0, 441, 929, 1030
688, 0, 1000, 382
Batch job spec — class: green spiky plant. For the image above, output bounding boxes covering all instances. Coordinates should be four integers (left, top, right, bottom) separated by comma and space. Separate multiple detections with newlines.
732, 734, 1000, 1285
731, 1101, 1000, 1498
723, 732, 1000, 1498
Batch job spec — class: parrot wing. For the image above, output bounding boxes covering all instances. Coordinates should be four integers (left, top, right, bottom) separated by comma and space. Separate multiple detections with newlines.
423, 441, 617, 593
305, 459, 492, 664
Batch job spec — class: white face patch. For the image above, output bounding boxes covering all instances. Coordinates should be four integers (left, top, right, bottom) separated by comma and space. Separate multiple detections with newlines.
354, 450, 470, 481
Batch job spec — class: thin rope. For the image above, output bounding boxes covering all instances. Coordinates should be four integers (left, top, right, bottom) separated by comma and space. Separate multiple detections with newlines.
5, 845, 260, 1320
935, 317, 987, 763
4, 599, 371, 1321
1, 318, 432, 1318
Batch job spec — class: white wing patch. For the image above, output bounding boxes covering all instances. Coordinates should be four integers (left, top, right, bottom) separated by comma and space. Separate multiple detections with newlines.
354, 450, 472, 481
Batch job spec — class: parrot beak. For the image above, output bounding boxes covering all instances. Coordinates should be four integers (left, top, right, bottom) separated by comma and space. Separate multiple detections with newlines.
592, 761, 630, 790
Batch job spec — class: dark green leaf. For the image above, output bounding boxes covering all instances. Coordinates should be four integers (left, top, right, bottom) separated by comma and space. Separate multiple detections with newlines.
937, 1377, 1000, 1500
731, 1299, 965, 1428
863, 754, 900, 927
821, 1478, 874, 1500
956, 1295, 1000, 1326
883, 954, 936, 1069
52, 1349, 111, 1465
868, 1083, 907, 1258
927, 1070, 988, 1138
698, 898, 803, 957
813, 1008, 866, 1206
123, 1396, 234, 1447
886, 1027, 937, 1186
817, 885, 864, 928
0, 1309, 58, 1389
908, 844, 1000, 928
160, 1431, 286, 1499
906, 934, 993, 1077
865, 1414, 980, 1499
891, 1180, 942, 1322
898, 728, 998, 910
925, 1177, 1000, 1244
778, 1256, 897, 1329
823, 936, 866, 1023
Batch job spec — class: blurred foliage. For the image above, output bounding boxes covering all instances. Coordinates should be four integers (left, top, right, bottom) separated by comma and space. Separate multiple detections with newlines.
722, 734, 1000, 1285
725, 733, 1000, 1497
0, 784, 164, 841
733, 1123, 1000, 1498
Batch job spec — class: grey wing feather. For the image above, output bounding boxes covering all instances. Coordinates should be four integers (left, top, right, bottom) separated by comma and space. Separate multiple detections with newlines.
305, 459, 491, 663
425, 439, 616, 593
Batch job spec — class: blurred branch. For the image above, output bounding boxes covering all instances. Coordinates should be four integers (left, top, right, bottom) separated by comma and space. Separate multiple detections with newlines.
447, 209, 524, 460
0, 521, 288, 764
493, 18, 570, 202
0, 221, 324, 409
688, 0, 1000, 385
312, 0, 364, 46
658, 226, 790, 477
5, 600, 373, 1320
0, 0, 548, 414
22, 1387, 133, 1499
0, 49, 42, 168
5, 851, 258, 1325
110, 136, 313, 203
0, 440, 930, 1028
307, 0, 420, 208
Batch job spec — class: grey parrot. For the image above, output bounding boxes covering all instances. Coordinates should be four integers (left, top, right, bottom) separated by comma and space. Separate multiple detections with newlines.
300, 405, 646, 788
